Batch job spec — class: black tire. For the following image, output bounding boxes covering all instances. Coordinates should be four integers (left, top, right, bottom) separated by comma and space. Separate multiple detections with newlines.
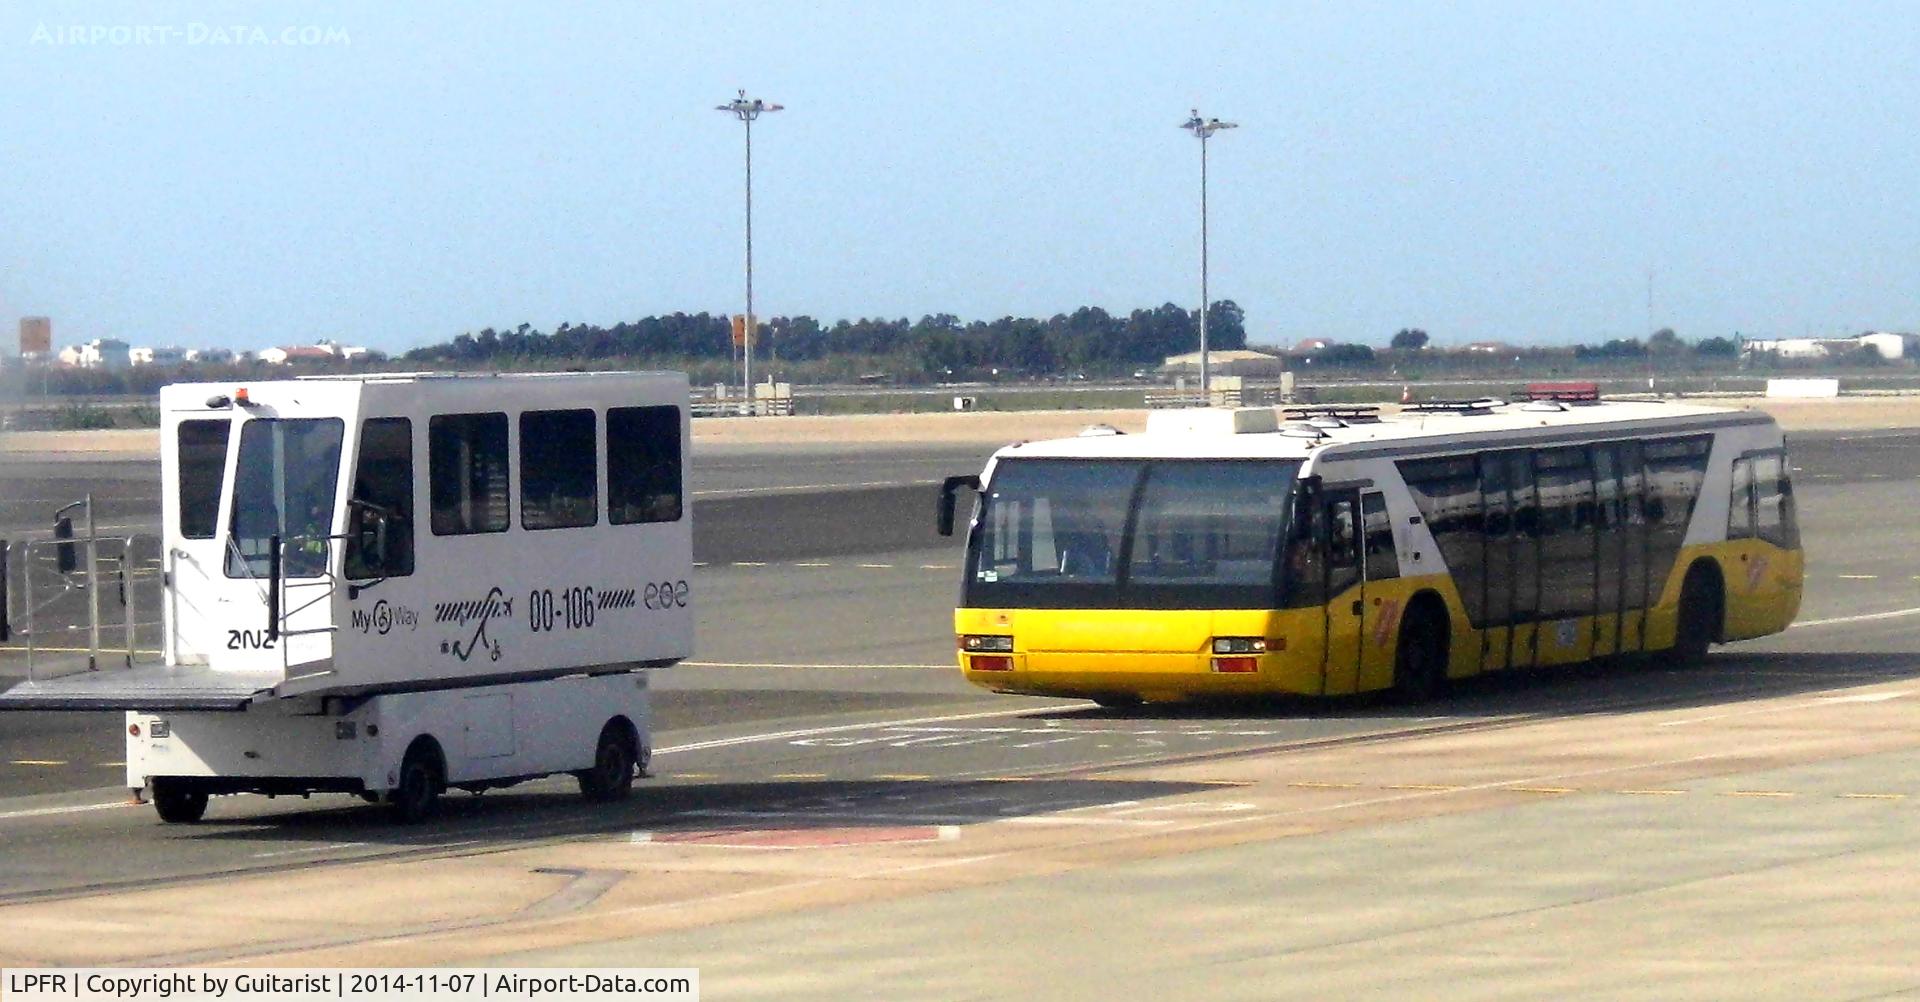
151, 779, 209, 824
390, 741, 443, 824
1392, 605, 1449, 704
577, 722, 637, 803
1673, 565, 1723, 666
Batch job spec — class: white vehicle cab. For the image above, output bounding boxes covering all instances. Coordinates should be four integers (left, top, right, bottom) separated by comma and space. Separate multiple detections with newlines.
0, 371, 692, 822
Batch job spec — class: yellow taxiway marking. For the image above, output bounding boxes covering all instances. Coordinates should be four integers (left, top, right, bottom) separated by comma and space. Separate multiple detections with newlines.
1838, 793, 1906, 800
876, 774, 932, 781
1384, 783, 1462, 792
1511, 786, 1575, 795
1723, 790, 1795, 798
731, 561, 768, 567
1618, 789, 1688, 796
671, 772, 717, 779
1289, 781, 1360, 790
9, 760, 68, 767
771, 773, 826, 780
919, 564, 955, 570
793, 562, 832, 568
96, 761, 125, 768
857, 563, 894, 569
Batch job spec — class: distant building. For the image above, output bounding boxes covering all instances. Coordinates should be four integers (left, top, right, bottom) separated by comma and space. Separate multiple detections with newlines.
1854, 331, 1919, 360
57, 338, 132, 370
18, 316, 51, 356
1293, 338, 1336, 353
1742, 337, 1837, 360
184, 347, 235, 364
1160, 348, 1284, 378
1460, 340, 1512, 354
130, 346, 188, 366
258, 345, 336, 365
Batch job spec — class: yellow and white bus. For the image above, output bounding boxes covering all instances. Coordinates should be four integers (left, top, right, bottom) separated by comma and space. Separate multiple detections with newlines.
937, 389, 1803, 705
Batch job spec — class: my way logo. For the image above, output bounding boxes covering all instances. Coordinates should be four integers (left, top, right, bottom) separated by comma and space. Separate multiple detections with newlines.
350, 599, 418, 636
434, 587, 511, 662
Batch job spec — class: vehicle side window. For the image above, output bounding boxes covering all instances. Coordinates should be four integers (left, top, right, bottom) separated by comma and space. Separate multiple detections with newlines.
1752, 452, 1798, 549
1361, 492, 1398, 581
345, 417, 414, 578
1728, 457, 1754, 539
607, 406, 683, 524
1325, 495, 1362, 597
177, 419, 229, 539
520, 409, 598, 530
429, 413, 509, 536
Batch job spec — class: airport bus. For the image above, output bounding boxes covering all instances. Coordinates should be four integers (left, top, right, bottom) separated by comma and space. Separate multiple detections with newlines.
937, 387, 1803, 705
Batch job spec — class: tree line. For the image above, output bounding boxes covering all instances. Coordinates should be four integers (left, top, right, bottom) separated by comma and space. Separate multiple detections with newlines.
403, 302, 1248, 377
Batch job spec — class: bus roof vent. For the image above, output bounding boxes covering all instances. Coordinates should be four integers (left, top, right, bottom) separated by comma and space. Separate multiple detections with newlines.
1279, 424, 1329, 440
1280, 404, 1381, 425
1523, 381, 1601, 404
1520, 399, 1569, 412
1078, 423, 1126, 437
1402, 399, 1500, 416
1146, 407, 1279, 436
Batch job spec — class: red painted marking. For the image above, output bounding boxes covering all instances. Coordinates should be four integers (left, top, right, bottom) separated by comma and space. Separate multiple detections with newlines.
644, 826, 949, 848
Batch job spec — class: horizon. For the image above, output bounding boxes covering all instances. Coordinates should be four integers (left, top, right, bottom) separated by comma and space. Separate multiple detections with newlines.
3, 2, 1915, 355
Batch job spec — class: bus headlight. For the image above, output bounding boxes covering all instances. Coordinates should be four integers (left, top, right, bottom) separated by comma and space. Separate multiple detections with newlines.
1211, 637, 1267, 654
960, 635, 1014, 653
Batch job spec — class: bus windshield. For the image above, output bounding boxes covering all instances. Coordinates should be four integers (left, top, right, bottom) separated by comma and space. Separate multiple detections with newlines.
966, 458, 1301, 609
225, 417, 346, 579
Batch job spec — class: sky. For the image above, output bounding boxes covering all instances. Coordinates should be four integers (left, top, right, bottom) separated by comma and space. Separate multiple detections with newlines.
1, 1, 1915, 354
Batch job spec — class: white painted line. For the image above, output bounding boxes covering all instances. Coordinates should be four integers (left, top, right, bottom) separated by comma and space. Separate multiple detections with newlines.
1660, 689, 1909, 727
1817, 690, 1909, 704
1790, 606, 1920, 629
1838, 574, 1879, 580
857, 563, 895, 569
731, 561, 767, 567
656, 706, 1052, 756
0, 801, 127, 821
793, 562, 832, 568
251, 841, 367, 859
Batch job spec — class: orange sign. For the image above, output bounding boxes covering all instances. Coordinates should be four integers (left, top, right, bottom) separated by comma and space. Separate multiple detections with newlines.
730, 315, 748, 348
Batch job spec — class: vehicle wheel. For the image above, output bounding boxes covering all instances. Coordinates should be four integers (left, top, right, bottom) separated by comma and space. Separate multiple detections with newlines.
1673, 565, 1723, 666
389, 742, 443, 824
577, 723, 637, 802
1392, 606, 1449, 704
151, 779, 209, 824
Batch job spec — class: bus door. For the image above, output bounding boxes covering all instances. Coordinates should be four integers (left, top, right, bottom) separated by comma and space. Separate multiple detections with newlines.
1479, 453, 1513, 672
1618, 441, 1649, 652
1592, 444, 1623, 657
1356, 492, 1401, 691
161, 411, 235, 665
1506, 451, 1541, 670
1319, 489, 1365, 694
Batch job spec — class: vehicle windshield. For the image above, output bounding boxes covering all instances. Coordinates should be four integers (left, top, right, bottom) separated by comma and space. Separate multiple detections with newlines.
966, 458, 1301, 609
224, 417, 346, 579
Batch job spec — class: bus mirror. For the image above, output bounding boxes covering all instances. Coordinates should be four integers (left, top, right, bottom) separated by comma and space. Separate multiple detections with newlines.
1291, 476, 1321, 529
53, 516, 76, 574
937, 475, 982, 537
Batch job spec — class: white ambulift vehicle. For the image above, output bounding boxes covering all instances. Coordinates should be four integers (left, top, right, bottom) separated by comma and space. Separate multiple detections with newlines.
0, 372, 693, 822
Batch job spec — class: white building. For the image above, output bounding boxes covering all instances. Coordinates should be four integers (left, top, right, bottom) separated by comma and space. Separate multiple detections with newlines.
183, 347, 235, 364
57, 338, 132, 370
130, 346, 187, 366
1742, 338, 1838, 360
1855, 331, 1918, 360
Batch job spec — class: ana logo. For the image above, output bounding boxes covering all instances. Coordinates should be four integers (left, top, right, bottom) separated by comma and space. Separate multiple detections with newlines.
434, 587, 512, 662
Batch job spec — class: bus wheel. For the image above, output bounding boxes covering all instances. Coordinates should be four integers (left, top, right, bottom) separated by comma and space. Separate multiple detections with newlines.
151, 779, 209, 824
390, 739, 444, 824
1674, 564, 1723, 666
1392, 605, 1449, 703
578, 721, 638, 802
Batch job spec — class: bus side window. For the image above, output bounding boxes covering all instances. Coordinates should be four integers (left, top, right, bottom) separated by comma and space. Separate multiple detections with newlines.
1361, 492, 1398, 581
345, 417, 414, 578
1325, 496, 1361, 597
607, 406, 683, 524
521, 409, 598, 530
429, 413, 510, 536
1752, 453, 1796, 548
1728, 457, 1754, 539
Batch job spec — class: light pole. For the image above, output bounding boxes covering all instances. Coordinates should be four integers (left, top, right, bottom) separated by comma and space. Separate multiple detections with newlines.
1181, 108, 1236, 404
717, 89, 782, 409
